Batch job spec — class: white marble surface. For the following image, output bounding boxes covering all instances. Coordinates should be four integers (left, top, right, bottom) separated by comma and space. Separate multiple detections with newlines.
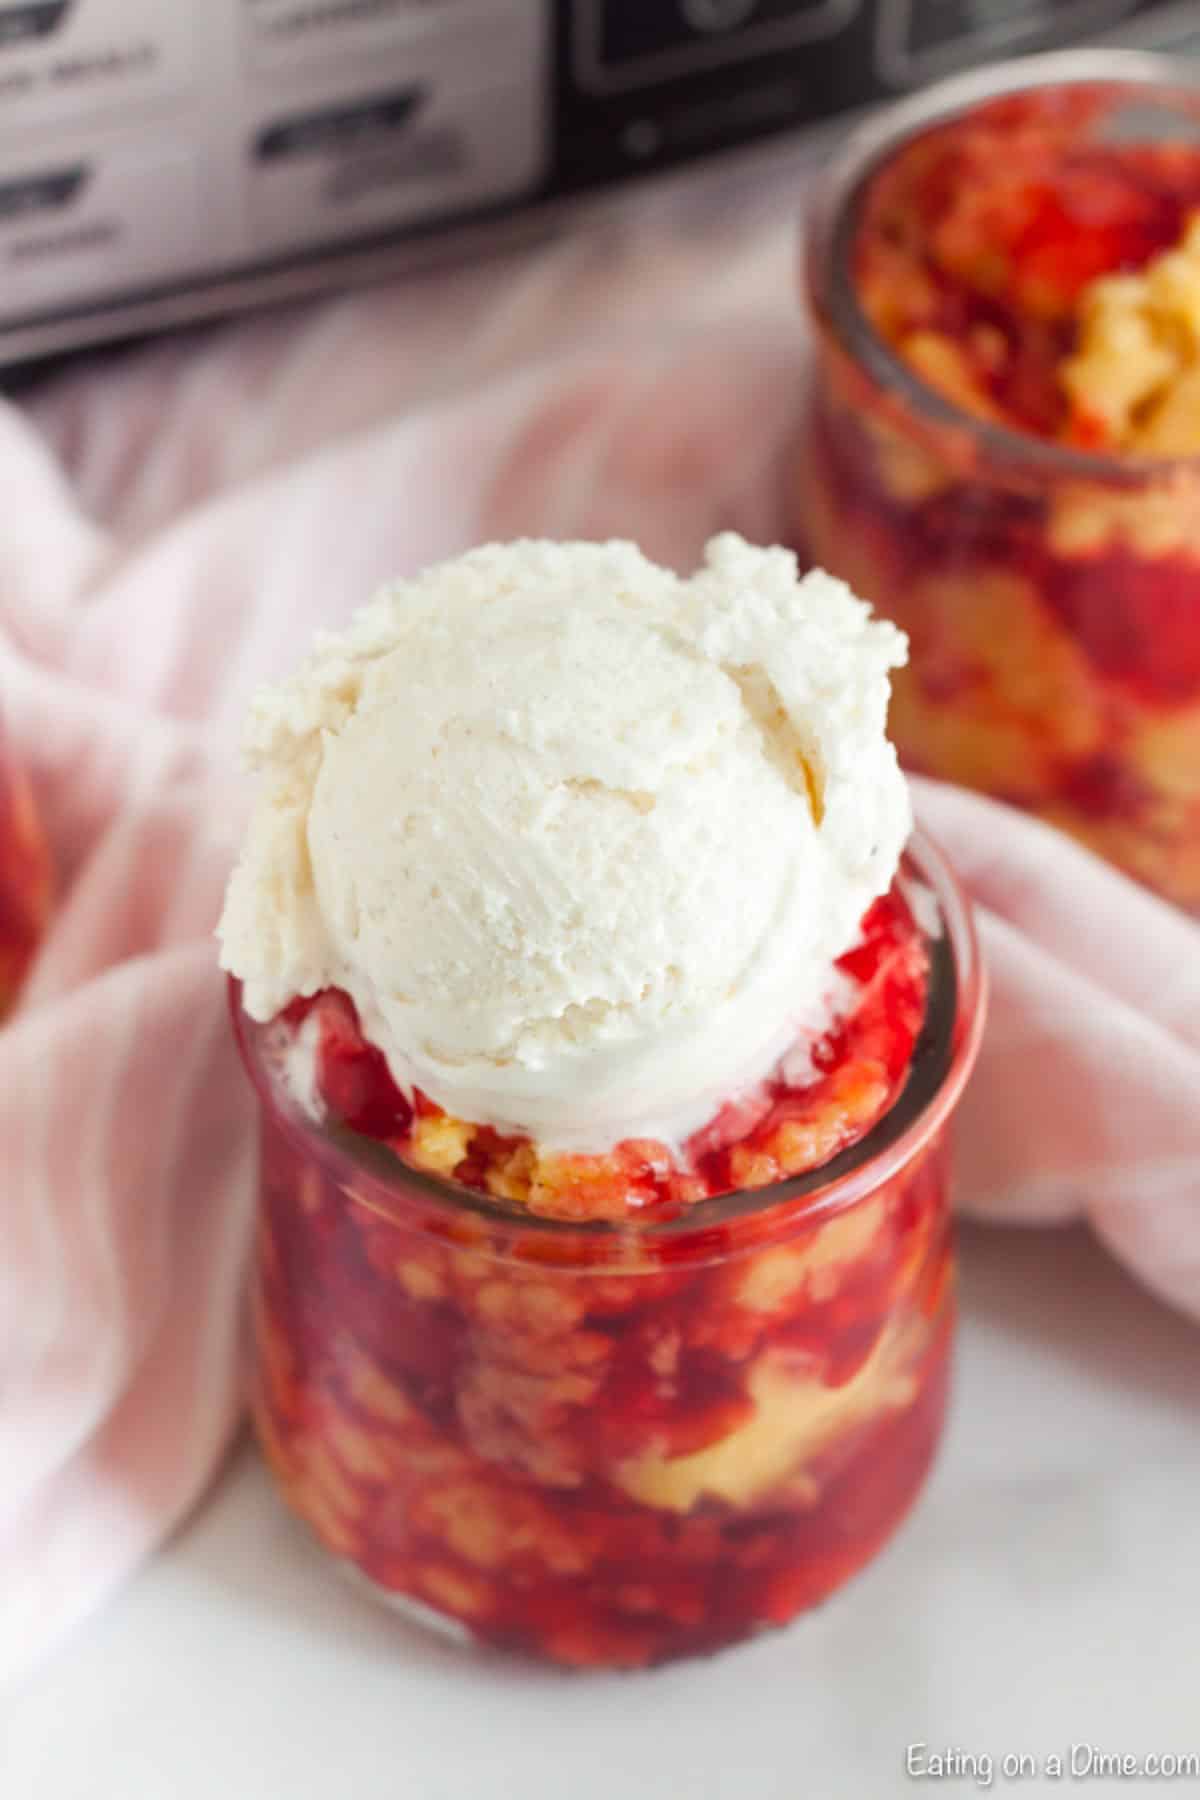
4, 1223, 1198, 1800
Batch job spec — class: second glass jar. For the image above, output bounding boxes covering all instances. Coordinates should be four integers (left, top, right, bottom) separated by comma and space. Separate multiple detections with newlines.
797, 53, 1200, 911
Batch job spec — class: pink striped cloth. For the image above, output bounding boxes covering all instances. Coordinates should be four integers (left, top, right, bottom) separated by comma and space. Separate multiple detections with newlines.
3, 188, 1199, 1689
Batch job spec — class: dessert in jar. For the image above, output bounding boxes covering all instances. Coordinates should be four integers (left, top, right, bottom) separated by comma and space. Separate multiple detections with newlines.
798, 52, 1200, 910
0, 717, 51, 1017
220, 535, 984, 1668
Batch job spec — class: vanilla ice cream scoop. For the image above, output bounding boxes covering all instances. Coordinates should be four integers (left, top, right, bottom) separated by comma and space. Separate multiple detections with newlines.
218, 535, 911, 1150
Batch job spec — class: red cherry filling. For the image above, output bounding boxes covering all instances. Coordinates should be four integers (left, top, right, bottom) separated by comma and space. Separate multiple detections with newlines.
1041, 548, 1200, 707
306, 990, 414, 1140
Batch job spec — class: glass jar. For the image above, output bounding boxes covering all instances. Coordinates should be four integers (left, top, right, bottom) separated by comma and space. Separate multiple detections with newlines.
0, 714, 51, 1017
797, 52, 1200, 911
234, 833, 983, 1669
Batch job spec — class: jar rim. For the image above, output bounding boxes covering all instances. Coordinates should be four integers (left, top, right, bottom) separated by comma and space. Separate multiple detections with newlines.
230, 825, 985, 1257
805, 48, 1200, 484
